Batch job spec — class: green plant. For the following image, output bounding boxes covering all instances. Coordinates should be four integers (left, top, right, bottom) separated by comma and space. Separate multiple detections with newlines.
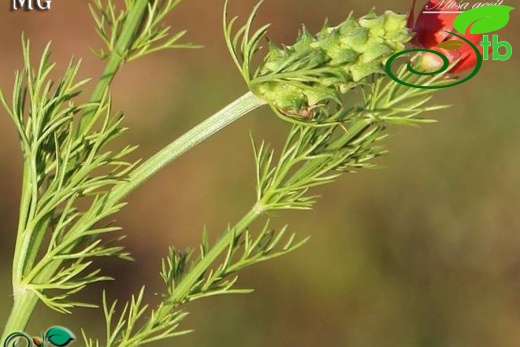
1, 0, 451, 345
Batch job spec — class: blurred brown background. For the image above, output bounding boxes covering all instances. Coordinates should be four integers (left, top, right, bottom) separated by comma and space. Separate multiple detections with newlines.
1, 1, 519, 346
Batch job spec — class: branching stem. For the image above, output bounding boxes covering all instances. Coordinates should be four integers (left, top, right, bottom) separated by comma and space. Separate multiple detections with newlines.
169, 207, 263, 304
1, 91, 266, 342
76, 0, 149, 137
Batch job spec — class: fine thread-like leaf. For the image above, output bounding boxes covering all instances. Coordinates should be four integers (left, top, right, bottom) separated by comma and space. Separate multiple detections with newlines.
2, 39, 138, 313
90, 0, 198, 61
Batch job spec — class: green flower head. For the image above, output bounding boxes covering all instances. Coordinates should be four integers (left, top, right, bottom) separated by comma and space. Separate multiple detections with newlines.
225, 3, 412, 122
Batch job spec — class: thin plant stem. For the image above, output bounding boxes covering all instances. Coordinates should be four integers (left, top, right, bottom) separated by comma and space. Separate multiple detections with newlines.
169, 206, 263, 304
107, 91, 266, 205
76, 0, 149, 137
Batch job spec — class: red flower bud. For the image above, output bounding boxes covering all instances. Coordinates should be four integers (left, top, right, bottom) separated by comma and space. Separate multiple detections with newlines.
407, 0, 484, 73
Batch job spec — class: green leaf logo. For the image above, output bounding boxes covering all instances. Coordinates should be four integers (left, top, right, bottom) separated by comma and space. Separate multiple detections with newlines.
437, 40, 465, 50
453, 5, 514, 35
44, 327, 75, 347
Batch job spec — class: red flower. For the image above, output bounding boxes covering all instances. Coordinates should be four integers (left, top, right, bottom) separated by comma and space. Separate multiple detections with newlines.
407, 0, 483, 73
